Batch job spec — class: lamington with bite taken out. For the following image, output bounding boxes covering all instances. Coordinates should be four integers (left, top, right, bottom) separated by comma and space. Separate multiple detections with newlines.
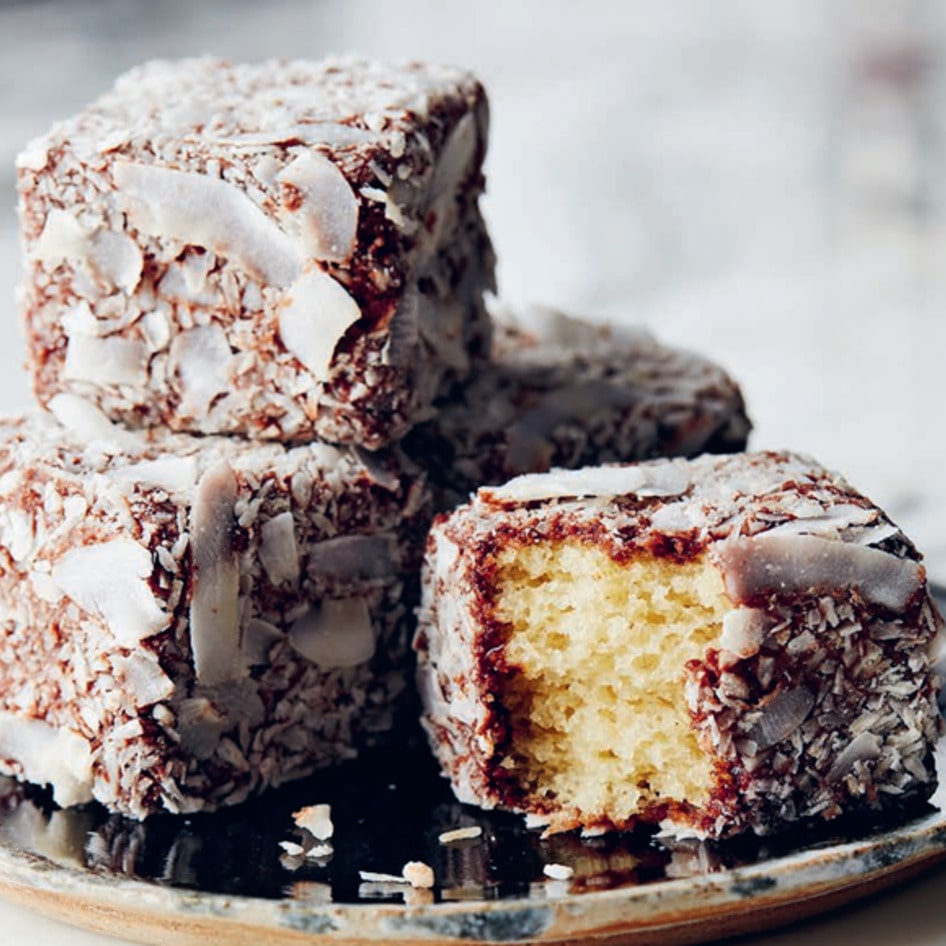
415, 451, 944, 839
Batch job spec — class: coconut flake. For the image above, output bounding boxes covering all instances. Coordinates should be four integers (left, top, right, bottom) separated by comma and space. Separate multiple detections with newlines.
113, 162, 303, 287
241, 618, 283, 667
719, 608, 770, 659
719, 534, 923, 610
51, 539, 168, 645
110, 456, 198, 494
175, 697, 227, 759
353, 447, 402, 492
259, 512, 300, 585
543, 863, 574, 881
359, 870, 407, 884
288, 597, 375, 668
32, 210, 89, 264
749, 687, 816, 751
306, 535, 395, 582
63, 334, 149, 388
483, 462, 690, 505
205, 123, 375, 149
17, 140, 49, 171
761, 504, 878, 538
88, 230, 143, 292
429, 113, 477, 201
189, 462, 243, 685
438, 826, 483, 845
827, 732, 882, 783
278, 152, 359, 262
306, 843, 334, 860
169, 324, 234, 419
278, 266, 361, 382
0, 714, 93, 807
383, 284, 420, 366
47, 394, 140, 449
111, 650, 175, 707
293, 803, 333, 840
402, 861, 435, 889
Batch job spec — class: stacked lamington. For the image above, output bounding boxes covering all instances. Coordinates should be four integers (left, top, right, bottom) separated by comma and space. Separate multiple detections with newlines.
4, 57, 751, 818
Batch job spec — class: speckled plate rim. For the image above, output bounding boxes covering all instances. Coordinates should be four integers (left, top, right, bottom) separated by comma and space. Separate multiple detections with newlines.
1, 744, 946, 946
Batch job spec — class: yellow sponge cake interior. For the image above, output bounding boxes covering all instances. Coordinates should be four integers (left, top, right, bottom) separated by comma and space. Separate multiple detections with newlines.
492, 542, 730, 827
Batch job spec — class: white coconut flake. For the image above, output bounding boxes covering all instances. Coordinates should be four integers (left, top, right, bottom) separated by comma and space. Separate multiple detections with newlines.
259, 512, 300, 584
719, 608, 770, 659
113, 161, 303, 287
438, 826, 483, 845
305, 535, 394, 582
17, 139, 49, 171
88, 230, 143, 292
429, 113, 477, 201
719, 534, 923, 610
827, 732, 882, 783
279, 840, 305, 857
111, 650, 175, 707
110, 456, 198, 494
402, 861, 435, 889
749, 687, 816, 751
306, 843, 334, 859
190, 462, 243, 685
0, 714, 93, 807
169, 325, 234, 419
205, 123, 374, 149
175, 697, 227, 759
63, 334, 149, 388
51, 539, 168, 645
278, 151, 359, 262
293, 803, 333, 840
383, 284, 420, 366
278, 266, 361, 382
1, 508, 34, 563
32, 209, 89, 265
288, 597, 375, 668
483, 462, 690, 505
241, 618, 283, 667
60, 300, 100, 337
47, 393, 140, 450
543, 863, 574, 881
761, 503, 878, 537
358, 870, 407, 884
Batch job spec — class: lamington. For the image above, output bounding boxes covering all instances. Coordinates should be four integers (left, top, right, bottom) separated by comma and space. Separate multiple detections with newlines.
0, 400, 428, 818
403, 308, 751, 509
17, 56, 494, 449
415, 452, 944, 839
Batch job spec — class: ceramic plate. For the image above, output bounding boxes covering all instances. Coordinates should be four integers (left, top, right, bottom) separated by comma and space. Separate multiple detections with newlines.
0, 589, 944, 946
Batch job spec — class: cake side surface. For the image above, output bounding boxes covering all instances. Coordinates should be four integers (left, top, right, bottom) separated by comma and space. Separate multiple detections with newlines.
0, 411, 429, 817
415, 452, 943, 838
17, 57, 494, 448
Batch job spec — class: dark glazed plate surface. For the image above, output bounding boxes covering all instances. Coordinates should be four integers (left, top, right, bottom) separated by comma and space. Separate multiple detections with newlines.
0, 589, 943, 946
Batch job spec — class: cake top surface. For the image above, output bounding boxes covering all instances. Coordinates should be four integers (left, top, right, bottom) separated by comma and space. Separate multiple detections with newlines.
0, 402, 412, 502
485, 307, 747, 404
448, 451, 914, 570
479, 450, 855, 513
17, 56, 482, 167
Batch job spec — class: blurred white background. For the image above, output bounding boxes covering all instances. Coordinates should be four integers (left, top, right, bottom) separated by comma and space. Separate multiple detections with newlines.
1, 2, 946, 943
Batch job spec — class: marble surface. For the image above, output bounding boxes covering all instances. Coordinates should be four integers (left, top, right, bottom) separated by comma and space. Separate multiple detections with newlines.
0, 0, 945, 943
